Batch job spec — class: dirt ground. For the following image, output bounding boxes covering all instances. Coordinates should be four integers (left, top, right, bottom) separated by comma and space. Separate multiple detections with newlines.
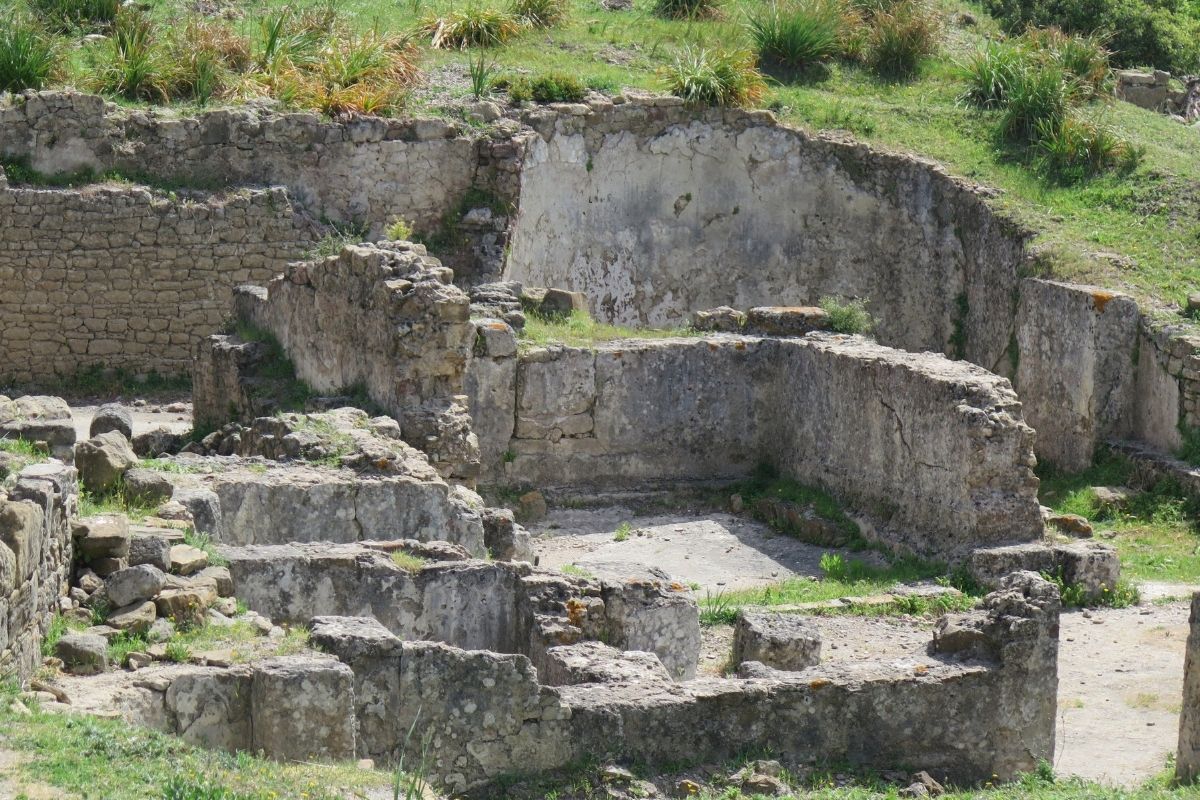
531, 506, 879, 593
534, 506, 1197, 788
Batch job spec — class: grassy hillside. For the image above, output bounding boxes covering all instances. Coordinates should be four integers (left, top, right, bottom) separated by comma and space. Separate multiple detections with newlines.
2, 0, 1198, 320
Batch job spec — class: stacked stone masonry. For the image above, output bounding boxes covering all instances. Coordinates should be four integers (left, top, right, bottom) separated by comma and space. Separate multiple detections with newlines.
0, 463, 77, 680
0, 176, 315, 382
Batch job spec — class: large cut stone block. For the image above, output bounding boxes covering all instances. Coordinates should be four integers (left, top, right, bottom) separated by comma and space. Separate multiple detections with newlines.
732, 609, 821, 671
250, 655, 356, 762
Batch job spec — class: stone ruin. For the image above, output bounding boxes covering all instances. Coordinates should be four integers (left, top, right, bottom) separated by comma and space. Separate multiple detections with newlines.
2, 88, 1199, 794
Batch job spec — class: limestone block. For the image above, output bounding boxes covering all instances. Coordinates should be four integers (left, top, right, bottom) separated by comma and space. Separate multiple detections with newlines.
744, 306, 830, 336
541, 641, 672, 686
128, 533, 172, 572
732, 609, 821, 671
166, 668, 253, 752
123, 468, 174, 506
250, 656, 357, 761
56, 633, 108, 675
73, 514, 130, 559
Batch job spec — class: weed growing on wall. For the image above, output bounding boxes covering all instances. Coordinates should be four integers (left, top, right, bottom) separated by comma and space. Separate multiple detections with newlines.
818, 296, 875, 335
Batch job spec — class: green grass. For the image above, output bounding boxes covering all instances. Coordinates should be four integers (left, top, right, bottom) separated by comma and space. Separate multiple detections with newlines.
519, 309, 697, 349
560, 563, 595, 579
613, 521, 633, 541
724, 465, 862, 544
184, 529, 229, 568
77, 480, 159, 522
0, 684, 392, 800
1038, 451, 1200, 584
0, 436, 48, 477
391, 550, 429, 571
699, 552, 973, 624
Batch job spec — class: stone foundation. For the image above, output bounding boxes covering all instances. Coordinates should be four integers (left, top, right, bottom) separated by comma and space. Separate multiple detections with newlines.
471, 333, 1043, 559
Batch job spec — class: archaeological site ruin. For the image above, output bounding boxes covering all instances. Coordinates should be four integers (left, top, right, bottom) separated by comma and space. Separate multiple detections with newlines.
0, 72, 1198, 800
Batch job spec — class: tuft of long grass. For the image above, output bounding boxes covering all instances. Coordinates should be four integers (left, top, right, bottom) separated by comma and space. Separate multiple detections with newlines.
746, 0, 845, 72
510, 0, 568, 28
998, 59, 1073, 142
0, 15, 59, 93
661, 45, 766, 108
28, 0, 119, 32
863, 0, 940, 79
1034, 114, 1142, 182
1025, 27, 1111, 98
506, 71, 586, 102
87, 9, 175, 102
652, 0, 723, 20
420, 6, 521, 49
959, 38, 1026, 107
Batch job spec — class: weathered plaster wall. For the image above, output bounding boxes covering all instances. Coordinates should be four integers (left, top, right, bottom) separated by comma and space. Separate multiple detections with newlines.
471, 333, 1043, 558
0, 463, 77, 680
505, 103, 1029, 370
0, 177, 314, 382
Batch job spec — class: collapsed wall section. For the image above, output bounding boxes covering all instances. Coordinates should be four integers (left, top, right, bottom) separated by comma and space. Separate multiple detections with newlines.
0, 177, 315, 382
505, 103, 1030, 370
195, 242, 480, 480
0, 463, 77, 680
471, 333, 1042, 558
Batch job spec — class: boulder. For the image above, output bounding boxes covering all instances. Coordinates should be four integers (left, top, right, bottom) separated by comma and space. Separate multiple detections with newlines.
517, 490, 547, 523
73, 515, 131, 559
173, 488, 221, 535
732, 609, 821, 671
89, 404, 133, 440
55, 633, 108, 675
156, 586, 216, 628
170, 544, 209, 575
105, 564, 167, 608
132, 427, 184, 457
128, 533, 172, 572
1047, 512, 1093, 538
74, 431, 138, 494
107, 600, 157, 634
482, 507, 533, 561
123, 468, 174, 506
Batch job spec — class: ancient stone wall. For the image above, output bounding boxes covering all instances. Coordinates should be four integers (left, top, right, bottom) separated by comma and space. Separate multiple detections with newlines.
1131, 323, 1200, 454
470, 333, 1043, 558
505, 101, 1030, 370
0, 92, 479, 235
1013, 279, 1141, 471
0, 176, 314, 383
307, 572, 1059, 793
227, 544, 700, 679
200, 242, 481, 479
1177, 591, 1200, 782
0, 462, 77, 680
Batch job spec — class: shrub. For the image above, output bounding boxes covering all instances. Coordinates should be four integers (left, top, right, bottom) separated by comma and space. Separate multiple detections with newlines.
168, 18, 252, 105
746, 0, 845, 72
661, 46, 766, 107
0, 15, 59, 93
510, 0, 568, 28
863, 0, 941, 79
506, 71, 586, 102
420, 7, 521, 49
819, 296, 875, 334
87, 10, 176, 102
979, 0, 1200, 73
29, 0, 119, 32
653, 0, 723, 20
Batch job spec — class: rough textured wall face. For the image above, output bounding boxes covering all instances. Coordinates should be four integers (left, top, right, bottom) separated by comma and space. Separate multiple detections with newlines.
482, 334, 1042, 558
505, 106, 1029, 368
0, 463, 77, 680
1014, 279, 1140, 471
0, 178, 314, 382
0, 92, 477, 234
